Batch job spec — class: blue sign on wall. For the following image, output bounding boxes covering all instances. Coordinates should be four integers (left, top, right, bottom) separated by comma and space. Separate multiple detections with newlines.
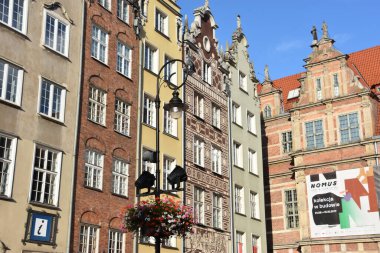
24, 209, 58, 246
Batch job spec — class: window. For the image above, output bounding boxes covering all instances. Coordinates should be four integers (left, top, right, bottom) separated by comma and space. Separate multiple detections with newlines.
91, 25, 108, 63
117, 0, 129, 23
282, 131, 292, 153
233, 142, 242, 168
43, 10, 69, 56
305, 120, 324, 149
239, 72, 247, 91
144, 43, 158, 73
117, 41, 132, 78
194, 93, 204, 119
88, 86, 107, 125
0, 134, 17, 197
140, 235, 154, 244
248, 149, 257, 174
84, 150, 104, 190
39, 78, 66, 121
79, 224, 99, 253
114, 99, 130, 136
108, 230, 125, 253
98, 0, 110, 10
0, 0, 27, 33
162, 156, 175, 190
250, 191, 259, 219
252, 235, 261, 253
0, 59, 23, 105
339, 112, 359, 144
333, 73, 339, 97
163, 236, 176, 248
232, 102, 241, 125
30, 145, 62, 206
163, 109, 177, 137
247, 112, 256, 134
164, 56, 177, 85
143, 94, 156, 127
285, 189, 299, 228
194, 187, 204, 224
155, 9, 168, 35
203, 61, 211, 84
236, 231, 245, 253
235, 185, 244, 214
140, 0, 147, 17
193, 136, 204, 167
211, 146, 221, 174
263, 105, 271, 119
316, 78, 322, 100
213, 194, 222, 229
212, 104, 220, 128
112, 159, 129, 196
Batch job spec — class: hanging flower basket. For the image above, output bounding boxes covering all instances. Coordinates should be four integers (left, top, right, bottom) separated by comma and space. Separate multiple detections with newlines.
122, 197, 194, 239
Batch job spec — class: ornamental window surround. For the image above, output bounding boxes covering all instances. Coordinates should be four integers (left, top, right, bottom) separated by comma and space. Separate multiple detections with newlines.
43, 9, 70, 56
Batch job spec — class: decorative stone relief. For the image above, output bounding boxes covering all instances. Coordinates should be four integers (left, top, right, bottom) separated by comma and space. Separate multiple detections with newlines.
44, 2, 74, 24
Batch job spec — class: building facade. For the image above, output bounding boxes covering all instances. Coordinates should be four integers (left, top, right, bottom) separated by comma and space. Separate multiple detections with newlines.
224, 16, 268, 253
260, 23, 380, 253
136, 0, 184, 252
0, 0, 84, 252
70, 0, 139, 252
183, 2, 231, 252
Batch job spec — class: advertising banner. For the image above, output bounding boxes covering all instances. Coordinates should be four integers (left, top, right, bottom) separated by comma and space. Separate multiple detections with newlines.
306, 167, 380, 238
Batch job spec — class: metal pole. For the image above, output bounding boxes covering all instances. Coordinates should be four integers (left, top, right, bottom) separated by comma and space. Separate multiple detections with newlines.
155, 79, 161, 253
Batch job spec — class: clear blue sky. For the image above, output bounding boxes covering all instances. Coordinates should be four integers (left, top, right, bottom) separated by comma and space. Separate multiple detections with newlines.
179, 0, 380, 81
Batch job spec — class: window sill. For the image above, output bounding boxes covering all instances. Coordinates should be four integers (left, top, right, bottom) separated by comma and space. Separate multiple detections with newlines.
247, 130, 257, 137
234, 164, 244, 171
194, 163, 206, 170
42, 45, 70, 60
163, 132, 179, 140
0, 21, 29, 40
84, 185, 103, 193
235, 212, 246, 217
98, 3, 112, 14
117, 17, 131, 27
88, 118, 107, 128
111, 192, 129, 199
232, 122, 243, 129
212, 125, 222, 132
91, 56, 109, 68
0, 195, 15, 202
38, 113, 66, 126
29, 201, 61, 211
162, 245, 179, 250
251, 217, 261, 222
142, 122, 157, 130
195, 222, 207, 228
114, 130, 132, 139
194, 114, 205, 122
0, 98, 22, 110
249, 171, 260, 178
144, 68, 158, 77
155, 29, 171, 41
116, 71, 133, 82
239, 87, 249, 95
212, 227, 225, 232
212, 171, 223, 178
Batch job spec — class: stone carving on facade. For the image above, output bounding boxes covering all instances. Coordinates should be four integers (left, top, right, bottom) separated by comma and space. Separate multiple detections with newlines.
44, 2, 74, 24
322, 21, 329, 39
186, 229, 228, 253
264, 64, 271, 82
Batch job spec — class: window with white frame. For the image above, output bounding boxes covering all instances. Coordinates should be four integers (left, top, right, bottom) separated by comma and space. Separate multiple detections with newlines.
98, 0, 111, 10
155, 9, 168, 35
43, 10, 70, 56
316, 78, 322, 100
305, 120, 324, 149
140, 0, 147, 17
108, 230, 125, 253
162, 156, 175, 190
233, 141, 242, 168
232, 102, 241, 125
250, 191, 259, 219
142, 148, 156, 187
117, 41, 132, 78
212, 193, 222, 229
252, 235, 261, 253
193, 136, 204, 167
144, 43, 158, 73
0, 0, 28, 33
239, 71, 247, 91
194, 93, 204, 119
79, 224, 99, 253
143, 94, 156, 127
211, 146, 221, 174
112, 158, 129, 196
236, 231, 245, 253
84, 150, 104, 190
285, 189, 299, 228
88, 86, 106, 125
30, 145, 62, 206
0, 59, 23, 105
212, 104, 220, 128
333, 73, 339, 97
203, 61, 211, 84
114, 99, 130, 136
339, 112, 359, 144
235, 185, 244, 214
117, 0, 129, 23
282, 131, 292, 153
248, 149, 257, 174
140, 235, 155, 244
263, 105, 271, 119
163, 236, 176, 248
39, 78, 66, 121
163, 108, 177, 137
0, 133, 17, 197
164, 56, 177, 85
194, 187, 204, 224
247, 112, 256, 134
91, 25, 108, 63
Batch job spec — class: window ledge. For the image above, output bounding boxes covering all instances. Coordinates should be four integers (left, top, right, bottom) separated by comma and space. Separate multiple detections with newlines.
163, 132, 179, 140
234, 164, 244, 171
249, 171, 260, 178
213, 227, 225, 232
194, 163, 206, 170
142, 122, 157, 130
84, 185, 103, 193
247, 130, 257, 137
239, 87, 249, 95
144, 68, 158, 77
162, 245, 179, 250
91, 56, 109, 68
116, 70, 133, 82
114, 130, 132, 139
194, 115, 205, 122
0, 195, 15, 202
235, 212, 246, 217
251, 217, 261, 222
29, 201, 61, 211
111, 193, 129, 199
42, 45, 70, 61
155, 29, 171, 41
212, 171, 224, 178
195, 222, 207, 228
98, 4, 112, 14
116, 17, 131, 27
0, 21, 29, 40
232, 122, 243, 129
38, 113, 66, 126
0, 99, 22, 110
212, 125, 222, 132
88, 118, 107, 128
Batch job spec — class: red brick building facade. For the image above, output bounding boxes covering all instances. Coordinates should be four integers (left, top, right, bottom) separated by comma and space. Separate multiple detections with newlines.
260, 23, 380, 253
70, 1, 139, 252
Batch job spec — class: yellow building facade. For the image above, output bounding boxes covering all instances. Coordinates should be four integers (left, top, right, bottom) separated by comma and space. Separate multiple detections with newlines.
137, 0, 184, 252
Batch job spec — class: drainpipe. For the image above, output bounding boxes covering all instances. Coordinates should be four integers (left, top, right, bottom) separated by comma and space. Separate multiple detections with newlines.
227, 89, 235, 253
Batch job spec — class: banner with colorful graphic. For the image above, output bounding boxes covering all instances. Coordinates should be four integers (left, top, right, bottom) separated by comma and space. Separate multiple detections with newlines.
306, 167, 380, 238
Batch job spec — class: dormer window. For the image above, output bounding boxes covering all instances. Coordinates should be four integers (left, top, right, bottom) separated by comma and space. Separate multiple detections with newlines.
316, 78, 322, 100
203, 61, 211, 84
333, 74, 339, 97
264, 105, 272, 119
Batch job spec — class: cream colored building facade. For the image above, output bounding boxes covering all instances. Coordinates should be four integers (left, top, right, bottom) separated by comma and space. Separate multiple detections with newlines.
0, 1, 83, 252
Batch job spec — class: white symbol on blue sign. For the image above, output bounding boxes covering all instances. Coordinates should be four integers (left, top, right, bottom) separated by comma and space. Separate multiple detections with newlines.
33, 218, 48, 237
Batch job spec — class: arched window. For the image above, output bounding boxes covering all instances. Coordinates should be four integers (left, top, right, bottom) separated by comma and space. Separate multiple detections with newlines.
264, 105, 272, 118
